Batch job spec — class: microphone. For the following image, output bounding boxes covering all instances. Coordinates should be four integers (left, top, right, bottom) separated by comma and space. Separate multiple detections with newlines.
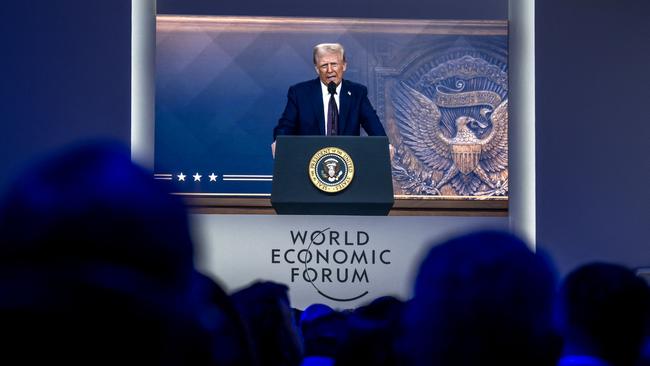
327, 81, 337, 95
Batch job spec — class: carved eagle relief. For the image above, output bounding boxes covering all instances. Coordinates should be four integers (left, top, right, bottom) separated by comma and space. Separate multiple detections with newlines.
392, 82, 508, 196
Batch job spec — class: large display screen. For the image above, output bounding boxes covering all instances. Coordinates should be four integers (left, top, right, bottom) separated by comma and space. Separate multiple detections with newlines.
154, 16, 508, 201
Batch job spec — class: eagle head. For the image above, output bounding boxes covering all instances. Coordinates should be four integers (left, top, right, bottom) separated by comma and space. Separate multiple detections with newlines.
453, 116, 488, 143
455, 116, 488, 130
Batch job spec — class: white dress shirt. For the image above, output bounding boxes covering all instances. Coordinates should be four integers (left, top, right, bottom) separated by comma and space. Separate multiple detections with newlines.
320, 81, 341, 135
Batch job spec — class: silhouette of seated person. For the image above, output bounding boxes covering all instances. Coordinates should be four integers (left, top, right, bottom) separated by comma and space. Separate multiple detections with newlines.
402, 230, 561, 366
555, 263, 650, 366
299, 303, 346, 366
192, 271, 258, 366
0, 143, 244, 365
231, 281, 303, 366
335, 295, 405, 366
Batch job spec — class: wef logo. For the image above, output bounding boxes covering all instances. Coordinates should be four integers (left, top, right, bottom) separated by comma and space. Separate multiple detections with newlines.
271, 227, 391, 302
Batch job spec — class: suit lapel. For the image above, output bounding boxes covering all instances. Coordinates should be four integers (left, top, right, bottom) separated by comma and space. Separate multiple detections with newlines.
310, 78, 325, 135
339, 80, 351, 135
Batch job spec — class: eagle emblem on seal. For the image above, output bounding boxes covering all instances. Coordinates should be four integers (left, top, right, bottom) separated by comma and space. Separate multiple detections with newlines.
320, 158, 343, 182
392, 82, 508, 196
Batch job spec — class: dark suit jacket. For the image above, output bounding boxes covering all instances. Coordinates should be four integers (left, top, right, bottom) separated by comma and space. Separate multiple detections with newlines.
273, 78, 386, 140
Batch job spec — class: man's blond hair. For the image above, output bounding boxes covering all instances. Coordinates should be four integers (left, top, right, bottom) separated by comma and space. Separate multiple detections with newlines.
312, 43, 346, 65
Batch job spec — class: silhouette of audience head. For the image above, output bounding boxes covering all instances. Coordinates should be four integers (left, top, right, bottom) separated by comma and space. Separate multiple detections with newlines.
0, 142, 222, 364
0, 142, 195, 283
556, 262, 650, 366
300, 303, 335, 327
232, 281, 303, 366
299, 303, 346, 362
403, 230, 560, 366
336, 295, 405, 366
354, 295, 404, 323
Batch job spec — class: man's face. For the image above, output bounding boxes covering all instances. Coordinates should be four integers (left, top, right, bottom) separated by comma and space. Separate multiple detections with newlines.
315, 51, 346, 86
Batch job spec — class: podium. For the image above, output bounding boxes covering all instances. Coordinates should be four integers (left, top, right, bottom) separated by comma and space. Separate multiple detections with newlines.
271, 136, 394, 215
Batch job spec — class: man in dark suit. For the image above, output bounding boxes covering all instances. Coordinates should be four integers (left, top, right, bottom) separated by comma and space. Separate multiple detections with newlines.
272, 43, 386, 155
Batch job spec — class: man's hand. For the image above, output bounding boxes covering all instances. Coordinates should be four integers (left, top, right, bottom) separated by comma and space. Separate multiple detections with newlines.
271, 141, 276, 159
389, 143, 395, 161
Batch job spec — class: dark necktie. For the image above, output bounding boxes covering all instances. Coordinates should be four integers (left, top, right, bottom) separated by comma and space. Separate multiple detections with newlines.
327, 86, 338, 136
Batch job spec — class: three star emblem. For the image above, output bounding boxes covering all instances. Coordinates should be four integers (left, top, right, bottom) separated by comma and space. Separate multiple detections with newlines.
176, 172, 218, 182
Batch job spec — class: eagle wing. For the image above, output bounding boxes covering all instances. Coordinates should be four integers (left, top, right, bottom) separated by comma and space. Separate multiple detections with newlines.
479, 99, 508, 172
392, 82, 452, 171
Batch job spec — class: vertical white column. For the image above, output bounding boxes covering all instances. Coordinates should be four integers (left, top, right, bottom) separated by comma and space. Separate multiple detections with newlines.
131, 0, 156, 171
508, 0, 536, 248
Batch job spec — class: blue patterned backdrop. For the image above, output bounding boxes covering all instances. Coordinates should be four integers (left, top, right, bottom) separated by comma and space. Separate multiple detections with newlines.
155, 16, 507, 199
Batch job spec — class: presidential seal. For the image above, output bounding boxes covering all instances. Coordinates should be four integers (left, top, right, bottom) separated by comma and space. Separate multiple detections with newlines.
308, 147, 355, 193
